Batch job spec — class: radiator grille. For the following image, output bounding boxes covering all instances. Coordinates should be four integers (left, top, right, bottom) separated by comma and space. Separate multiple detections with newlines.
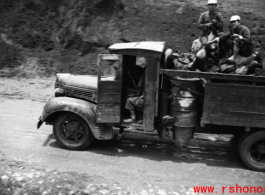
71, 88, 93, 98
67, 86, 96, 102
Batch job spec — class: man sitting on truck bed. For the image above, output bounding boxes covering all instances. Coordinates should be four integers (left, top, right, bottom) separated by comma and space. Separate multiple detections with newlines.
209, 15, 254, 64
191, 0, 223, 53
198, 0, 223, 45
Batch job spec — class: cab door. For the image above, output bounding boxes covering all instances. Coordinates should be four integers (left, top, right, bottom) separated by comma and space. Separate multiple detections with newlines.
96, 54, 122, 123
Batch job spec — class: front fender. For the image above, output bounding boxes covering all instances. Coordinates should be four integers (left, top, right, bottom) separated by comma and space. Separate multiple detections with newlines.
39, 97, 96, 125
37, 97, 114, 140
38, 97, 114, 140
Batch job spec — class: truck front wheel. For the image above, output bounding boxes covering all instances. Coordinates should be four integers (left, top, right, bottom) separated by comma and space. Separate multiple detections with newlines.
53, 112, 94, 150
239, 131, 265, 172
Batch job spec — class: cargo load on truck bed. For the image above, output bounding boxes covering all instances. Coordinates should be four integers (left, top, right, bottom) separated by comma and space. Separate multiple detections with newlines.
171, 48, 265, 76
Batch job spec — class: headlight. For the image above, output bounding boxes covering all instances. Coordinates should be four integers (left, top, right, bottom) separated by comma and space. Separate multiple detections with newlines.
55, 88, 65, 97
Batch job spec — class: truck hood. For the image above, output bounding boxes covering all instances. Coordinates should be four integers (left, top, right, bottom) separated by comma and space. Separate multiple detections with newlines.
56, 73, 98, 90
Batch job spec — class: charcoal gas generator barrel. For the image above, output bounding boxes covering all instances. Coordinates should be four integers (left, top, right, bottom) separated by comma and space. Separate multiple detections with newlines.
170, 77, 203, 147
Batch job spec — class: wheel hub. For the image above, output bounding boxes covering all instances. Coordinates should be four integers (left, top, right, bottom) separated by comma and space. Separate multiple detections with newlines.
257, 144, 265, 154
62, 120, 85, 143
65, 121, 79, 134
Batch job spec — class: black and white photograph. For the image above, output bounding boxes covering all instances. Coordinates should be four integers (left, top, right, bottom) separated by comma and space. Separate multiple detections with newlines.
0, 0, 265, 194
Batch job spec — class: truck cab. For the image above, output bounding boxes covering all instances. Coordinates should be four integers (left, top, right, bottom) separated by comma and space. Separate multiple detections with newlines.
37, 41, 173, 149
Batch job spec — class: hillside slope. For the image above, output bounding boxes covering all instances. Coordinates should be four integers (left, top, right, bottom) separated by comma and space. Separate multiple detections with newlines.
0, 0, 264, 76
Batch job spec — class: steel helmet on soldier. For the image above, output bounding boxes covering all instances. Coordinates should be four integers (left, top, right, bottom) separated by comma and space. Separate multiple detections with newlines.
208, 0, 217, 4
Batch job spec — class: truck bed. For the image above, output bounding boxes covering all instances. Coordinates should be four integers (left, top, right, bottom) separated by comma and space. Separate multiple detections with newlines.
160, 69, 265, 128
160, 69, 265, 83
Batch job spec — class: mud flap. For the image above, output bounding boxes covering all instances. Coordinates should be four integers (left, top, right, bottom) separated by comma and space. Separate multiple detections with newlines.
37, 116, 43, 129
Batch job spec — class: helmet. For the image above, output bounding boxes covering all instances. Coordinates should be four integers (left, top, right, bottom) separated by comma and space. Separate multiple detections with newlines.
230, 15, 241, 22
208, 0, 217, 4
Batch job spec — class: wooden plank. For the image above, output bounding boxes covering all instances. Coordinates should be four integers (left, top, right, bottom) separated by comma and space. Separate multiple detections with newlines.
204, 94, 265, 105
143, 57, 158, 131
97, 93, 121, 103
205, 83, 265, 98
97, 104, 120, 110
98, 81, 120, 91
96, 79, 121, 123
201, 117, 265, 128
202, 109, 265, 120
203, 101, 265, 113
155, 58, 160, 116
160, 69, 265, 83
205, 86, 265, 97
97, 81, 121, 103
206, 83, 265, 89
96, 104, 120, 123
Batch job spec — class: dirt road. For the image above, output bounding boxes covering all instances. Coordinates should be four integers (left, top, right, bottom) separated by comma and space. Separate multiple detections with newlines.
0, 77, 265, 195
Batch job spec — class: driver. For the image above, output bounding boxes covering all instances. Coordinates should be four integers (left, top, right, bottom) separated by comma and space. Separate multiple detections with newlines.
124, 58, 146, 123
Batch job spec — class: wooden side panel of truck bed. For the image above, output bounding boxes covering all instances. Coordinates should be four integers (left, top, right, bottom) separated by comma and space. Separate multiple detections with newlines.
201, 83, 265, 128
160, 70, 265, 128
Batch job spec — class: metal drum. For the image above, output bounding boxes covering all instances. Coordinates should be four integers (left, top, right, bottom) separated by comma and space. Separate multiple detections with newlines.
170, 77, 203, 147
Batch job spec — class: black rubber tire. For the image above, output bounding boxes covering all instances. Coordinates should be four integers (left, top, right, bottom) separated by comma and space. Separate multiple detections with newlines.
238, 131, 251, 149
239, 131, 265, 172
53, 112, 94, 150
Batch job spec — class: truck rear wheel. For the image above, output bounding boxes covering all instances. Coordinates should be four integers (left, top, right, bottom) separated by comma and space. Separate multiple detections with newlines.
238, 131, 250, 149
53, 112, 94, 150
239, 131, 265, 172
